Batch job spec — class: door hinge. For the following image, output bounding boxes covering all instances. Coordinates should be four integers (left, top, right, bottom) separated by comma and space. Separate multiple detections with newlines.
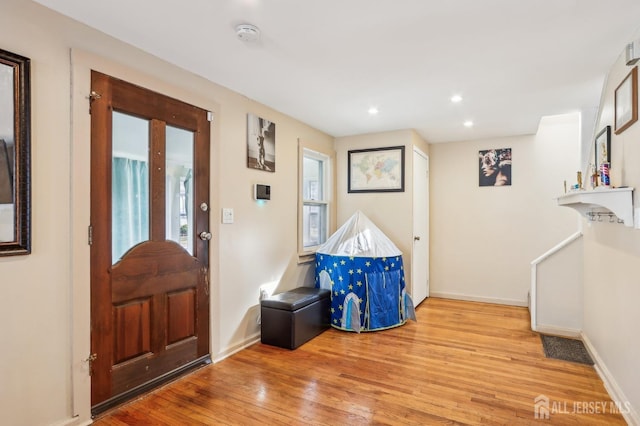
88, 91, 101, 114
85, 353, 97, 376
88, 225, 93, 245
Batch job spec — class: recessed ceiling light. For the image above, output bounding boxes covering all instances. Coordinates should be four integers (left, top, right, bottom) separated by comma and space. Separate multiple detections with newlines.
451, 95, 463, 103
368, 107, 379, 115
463, 120, 474, 127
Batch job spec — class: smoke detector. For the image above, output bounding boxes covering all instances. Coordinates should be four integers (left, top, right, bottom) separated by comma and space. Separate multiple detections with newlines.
236, 24, 261, 42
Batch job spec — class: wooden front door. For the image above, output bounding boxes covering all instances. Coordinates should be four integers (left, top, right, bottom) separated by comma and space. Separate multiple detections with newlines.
90, 71, 211, 412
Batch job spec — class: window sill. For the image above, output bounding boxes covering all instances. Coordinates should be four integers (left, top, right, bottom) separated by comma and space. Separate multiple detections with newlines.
297, 252, 316, 264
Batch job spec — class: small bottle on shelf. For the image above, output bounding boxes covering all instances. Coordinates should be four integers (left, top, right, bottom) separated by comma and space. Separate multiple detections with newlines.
577, 171, 583, 190
600, 162, 611, 187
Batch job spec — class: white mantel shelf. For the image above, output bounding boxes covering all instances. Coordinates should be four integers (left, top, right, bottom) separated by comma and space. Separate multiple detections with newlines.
556, 187, 634, 227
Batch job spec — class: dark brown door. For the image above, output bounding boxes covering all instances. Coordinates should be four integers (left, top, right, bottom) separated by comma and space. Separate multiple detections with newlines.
90, 71, 210, 411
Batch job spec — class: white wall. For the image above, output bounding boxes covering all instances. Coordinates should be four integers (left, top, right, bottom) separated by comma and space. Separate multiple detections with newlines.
429, 114, 581, 305
534, 235, 583, 335
583, 48, 640, 422
0, 1, 334, 425
335, 129, 429, 290
0, 3, 74, 425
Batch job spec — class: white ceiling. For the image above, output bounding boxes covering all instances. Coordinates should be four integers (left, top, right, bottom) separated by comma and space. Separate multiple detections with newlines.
36, 0, 640, 143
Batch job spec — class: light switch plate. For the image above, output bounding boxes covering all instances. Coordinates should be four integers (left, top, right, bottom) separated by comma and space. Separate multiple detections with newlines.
222, 208, 234, 224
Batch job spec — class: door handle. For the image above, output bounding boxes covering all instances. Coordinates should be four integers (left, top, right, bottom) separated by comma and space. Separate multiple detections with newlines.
414, 236, 421, 241
199, 231, 212, 241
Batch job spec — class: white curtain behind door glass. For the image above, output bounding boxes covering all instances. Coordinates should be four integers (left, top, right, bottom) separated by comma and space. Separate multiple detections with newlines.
112, 157, 149, 262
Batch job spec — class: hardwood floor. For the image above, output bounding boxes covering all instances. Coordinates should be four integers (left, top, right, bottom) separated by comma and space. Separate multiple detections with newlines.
93, 298, 626, 425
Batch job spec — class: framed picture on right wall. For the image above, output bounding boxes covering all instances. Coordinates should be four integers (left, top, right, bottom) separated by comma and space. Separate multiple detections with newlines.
614, 66, 638, 134
595, 125, 611, 169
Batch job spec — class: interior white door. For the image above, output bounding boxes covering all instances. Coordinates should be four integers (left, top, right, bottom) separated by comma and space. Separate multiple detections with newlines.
412, 148, 429, 305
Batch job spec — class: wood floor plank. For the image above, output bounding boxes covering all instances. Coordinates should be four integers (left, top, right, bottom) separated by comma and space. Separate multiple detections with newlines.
93, 298, 627, 425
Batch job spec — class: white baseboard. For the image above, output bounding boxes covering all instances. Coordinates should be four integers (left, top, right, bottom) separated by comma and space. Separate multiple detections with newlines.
534, 324, 581, 338
581, 332, 639, 426
430, 291, 527, 307
51, 417, 92, 426
213, 333, 260, 363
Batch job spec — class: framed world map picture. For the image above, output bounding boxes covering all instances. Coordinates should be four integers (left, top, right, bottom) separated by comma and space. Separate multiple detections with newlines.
348, 146, 405, 193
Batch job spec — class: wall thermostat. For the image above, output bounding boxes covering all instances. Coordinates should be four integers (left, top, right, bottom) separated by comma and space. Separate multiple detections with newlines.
254, 184, 271, 201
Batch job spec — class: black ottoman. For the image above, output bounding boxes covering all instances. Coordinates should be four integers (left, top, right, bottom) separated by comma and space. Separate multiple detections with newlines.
261, 287, 331, 349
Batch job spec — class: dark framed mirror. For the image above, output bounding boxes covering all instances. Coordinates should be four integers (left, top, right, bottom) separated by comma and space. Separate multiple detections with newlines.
0, 48, 30, 256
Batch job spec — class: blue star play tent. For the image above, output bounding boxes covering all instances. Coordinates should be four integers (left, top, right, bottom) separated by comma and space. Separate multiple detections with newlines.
315, 210, 415, 332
